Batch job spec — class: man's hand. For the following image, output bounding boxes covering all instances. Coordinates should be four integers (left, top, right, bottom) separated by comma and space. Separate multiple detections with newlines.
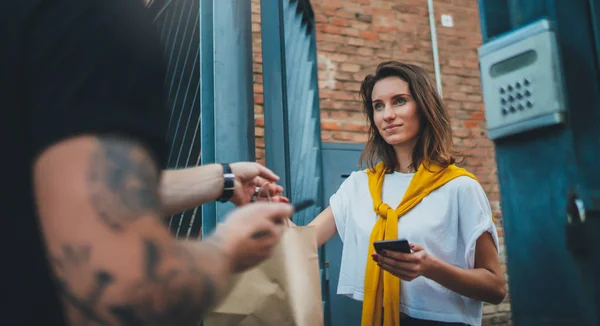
229, 162, 287, 206
209, 202, 294, 272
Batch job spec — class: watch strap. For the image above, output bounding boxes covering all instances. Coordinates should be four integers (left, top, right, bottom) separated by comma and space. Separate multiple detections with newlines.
218, 163, 235, 203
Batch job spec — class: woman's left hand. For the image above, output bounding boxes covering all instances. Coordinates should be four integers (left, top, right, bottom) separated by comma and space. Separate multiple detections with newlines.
372, 243, 435, 281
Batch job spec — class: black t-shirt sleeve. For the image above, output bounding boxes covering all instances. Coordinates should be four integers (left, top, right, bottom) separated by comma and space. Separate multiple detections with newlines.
26, 0, 167, 166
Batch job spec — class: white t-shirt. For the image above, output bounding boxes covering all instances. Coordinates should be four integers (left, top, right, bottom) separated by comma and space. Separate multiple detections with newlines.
329, 170, 499, 326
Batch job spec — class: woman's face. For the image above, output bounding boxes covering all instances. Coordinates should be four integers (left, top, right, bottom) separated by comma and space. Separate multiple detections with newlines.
371, 76, 421, 147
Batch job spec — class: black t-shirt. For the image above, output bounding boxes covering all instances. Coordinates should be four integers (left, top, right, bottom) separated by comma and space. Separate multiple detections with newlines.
2, 0, 167, 324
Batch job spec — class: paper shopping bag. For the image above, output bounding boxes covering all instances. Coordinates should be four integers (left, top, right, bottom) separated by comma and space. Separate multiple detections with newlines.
204, 225, 324, 326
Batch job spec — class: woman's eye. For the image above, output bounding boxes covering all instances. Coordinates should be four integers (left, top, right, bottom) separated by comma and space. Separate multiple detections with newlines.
394, 98, 406, 105
374, 103, 384, 110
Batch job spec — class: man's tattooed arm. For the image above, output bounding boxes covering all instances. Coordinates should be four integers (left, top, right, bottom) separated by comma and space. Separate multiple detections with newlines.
34, 135, 234, 326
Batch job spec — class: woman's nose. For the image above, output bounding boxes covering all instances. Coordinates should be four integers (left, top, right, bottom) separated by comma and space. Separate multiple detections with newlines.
383, 106, 396, 120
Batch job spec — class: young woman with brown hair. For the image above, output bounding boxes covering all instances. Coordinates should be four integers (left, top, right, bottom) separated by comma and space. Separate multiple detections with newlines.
307, 61, 506, 326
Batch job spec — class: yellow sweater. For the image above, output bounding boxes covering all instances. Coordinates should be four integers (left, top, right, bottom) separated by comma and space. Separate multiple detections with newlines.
361, 161, 476, 326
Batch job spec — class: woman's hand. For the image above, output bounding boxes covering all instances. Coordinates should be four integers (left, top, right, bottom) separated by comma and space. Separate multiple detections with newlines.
372, 243, 436, 281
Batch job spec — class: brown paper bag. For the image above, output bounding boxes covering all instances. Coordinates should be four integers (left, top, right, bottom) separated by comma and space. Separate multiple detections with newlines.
204, 225, 324, 326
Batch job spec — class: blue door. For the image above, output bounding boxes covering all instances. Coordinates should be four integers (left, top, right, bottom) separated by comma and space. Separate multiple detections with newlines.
321, 142, 364, 326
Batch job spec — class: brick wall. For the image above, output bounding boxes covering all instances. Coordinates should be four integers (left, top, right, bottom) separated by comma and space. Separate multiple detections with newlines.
251, 0, 510, 324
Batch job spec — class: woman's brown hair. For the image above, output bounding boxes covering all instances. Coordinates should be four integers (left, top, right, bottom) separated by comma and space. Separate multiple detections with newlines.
359, 61, 458, 173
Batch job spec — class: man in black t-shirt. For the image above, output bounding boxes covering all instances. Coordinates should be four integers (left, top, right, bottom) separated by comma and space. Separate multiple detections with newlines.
2, 1, 292, 325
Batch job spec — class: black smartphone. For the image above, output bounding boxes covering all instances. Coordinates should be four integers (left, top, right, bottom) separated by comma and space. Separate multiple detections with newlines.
373, 239, 411, 254
251, 199, 315, 239
292, 199, 315, 213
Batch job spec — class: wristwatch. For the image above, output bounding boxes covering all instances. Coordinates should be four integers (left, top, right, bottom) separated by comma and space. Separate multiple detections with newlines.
218, 163, 235, 203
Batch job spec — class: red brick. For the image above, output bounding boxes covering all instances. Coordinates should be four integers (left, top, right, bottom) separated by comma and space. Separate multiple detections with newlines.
255, 116, 264, 127
340, 63, 361, 73
322, 0, 343, 8
471, 112, 485, 120
318, 24, 342, 35
464, 120, 479, 128
315, 14, 328, 23
332, 131, 354, 141
347, 37, 366, 46
360, 31, 378, 40
343, 121, 368, 132
357, 47, 374, 56
341, 27, 360, 37
331, 18, 350, 27
321, 120, 341, 131
255, 127, 264, 137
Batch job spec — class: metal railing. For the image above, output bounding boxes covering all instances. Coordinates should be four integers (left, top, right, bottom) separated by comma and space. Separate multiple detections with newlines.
152, 0, 203, 240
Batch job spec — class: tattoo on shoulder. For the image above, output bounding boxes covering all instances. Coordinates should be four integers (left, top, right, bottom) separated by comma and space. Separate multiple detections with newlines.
88, 136, 162, 230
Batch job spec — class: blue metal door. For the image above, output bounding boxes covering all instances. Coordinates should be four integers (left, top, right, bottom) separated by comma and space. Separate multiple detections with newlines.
478, 1, 600, 324
261, 0, 330, 322
321, 143, 364, 326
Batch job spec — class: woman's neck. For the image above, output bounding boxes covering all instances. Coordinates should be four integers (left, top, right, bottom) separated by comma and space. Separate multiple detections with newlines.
393, 144, 415, 173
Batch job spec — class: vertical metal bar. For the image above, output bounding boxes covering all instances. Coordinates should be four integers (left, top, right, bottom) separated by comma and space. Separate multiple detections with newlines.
261, 0, 292, 200
213, 0, 256, 220
201, 0, 256, 236
426, 0, 443, 97
200, 0, 216, 238
308, 14, 324, 213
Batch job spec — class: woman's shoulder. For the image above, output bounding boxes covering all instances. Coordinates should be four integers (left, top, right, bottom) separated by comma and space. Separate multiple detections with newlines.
447, 174, 482, 187
334, 169, 369, 194
341, 169, 369, 186
440, 174, 486, 196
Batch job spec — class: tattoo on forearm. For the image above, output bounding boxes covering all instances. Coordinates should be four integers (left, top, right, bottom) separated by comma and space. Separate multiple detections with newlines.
88, 136, 161, 230
54, 240, 218, 326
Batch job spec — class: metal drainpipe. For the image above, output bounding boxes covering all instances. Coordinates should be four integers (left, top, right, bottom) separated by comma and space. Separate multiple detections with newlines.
427, 0, 443, 97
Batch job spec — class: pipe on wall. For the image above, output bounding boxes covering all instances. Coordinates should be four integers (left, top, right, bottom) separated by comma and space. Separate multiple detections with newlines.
427, 0, 443, 97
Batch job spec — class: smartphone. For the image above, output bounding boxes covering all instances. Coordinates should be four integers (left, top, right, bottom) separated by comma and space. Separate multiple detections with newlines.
373, 239, 411, 254
251, 199, 315, 239
292, 199, 315, 213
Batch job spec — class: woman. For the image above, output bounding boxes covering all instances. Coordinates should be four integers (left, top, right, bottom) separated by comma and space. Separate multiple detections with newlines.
308, 61, 506, 326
